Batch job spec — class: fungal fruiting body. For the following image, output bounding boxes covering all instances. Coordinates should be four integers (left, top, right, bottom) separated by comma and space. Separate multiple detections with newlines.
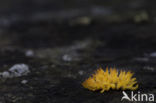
82, 67, 138, 93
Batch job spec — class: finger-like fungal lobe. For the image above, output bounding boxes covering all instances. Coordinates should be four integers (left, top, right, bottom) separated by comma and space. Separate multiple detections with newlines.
82, 67, 138, 93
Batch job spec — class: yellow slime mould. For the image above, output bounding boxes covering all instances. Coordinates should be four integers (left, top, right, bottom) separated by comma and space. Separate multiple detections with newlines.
82, 67, 138, 93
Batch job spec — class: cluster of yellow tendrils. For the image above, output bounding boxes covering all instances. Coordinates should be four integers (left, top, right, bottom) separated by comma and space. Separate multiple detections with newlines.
82, 67, 138, 93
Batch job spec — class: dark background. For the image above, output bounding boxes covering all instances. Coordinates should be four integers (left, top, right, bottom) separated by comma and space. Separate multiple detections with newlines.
0, 0, 156, 103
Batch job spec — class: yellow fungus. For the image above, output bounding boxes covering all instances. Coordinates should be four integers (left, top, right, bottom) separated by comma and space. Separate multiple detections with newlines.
82, 67, 138, 93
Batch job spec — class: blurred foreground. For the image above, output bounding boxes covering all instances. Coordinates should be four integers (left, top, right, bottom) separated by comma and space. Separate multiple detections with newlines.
0, 0, 156, 103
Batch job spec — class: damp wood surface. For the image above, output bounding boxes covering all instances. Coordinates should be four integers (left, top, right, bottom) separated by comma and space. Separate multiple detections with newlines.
0, 0, 156, 103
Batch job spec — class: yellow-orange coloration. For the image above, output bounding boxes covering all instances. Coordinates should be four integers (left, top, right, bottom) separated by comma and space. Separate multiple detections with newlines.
82, 67, 138, 93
